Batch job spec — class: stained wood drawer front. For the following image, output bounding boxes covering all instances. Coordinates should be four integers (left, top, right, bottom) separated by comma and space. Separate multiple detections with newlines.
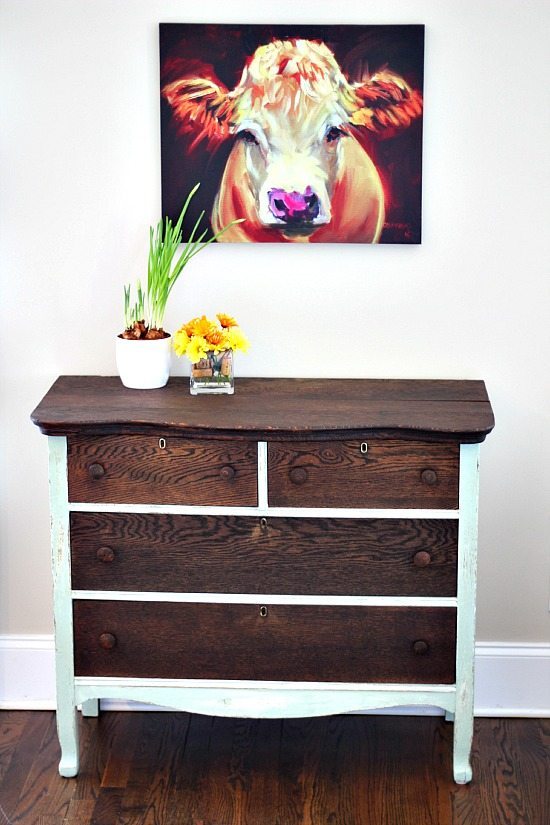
67, 435, 257, 505
73, 601, 457, 683
70, 513, 458, 597
268, 440, 459, 509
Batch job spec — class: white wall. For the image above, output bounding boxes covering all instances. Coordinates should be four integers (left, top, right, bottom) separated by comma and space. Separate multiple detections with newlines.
1, 0, 549, 643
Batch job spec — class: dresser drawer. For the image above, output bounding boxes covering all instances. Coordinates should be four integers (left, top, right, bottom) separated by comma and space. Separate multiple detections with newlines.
70, 513, 458, 597
67, 435, 257, 505
268, 440, 459, 509
73, 601, 457, 683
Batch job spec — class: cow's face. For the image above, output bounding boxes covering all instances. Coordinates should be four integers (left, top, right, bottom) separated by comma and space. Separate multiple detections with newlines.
227, 40, 356, 237
233, 101, 350, 235
162, 38, 422, 237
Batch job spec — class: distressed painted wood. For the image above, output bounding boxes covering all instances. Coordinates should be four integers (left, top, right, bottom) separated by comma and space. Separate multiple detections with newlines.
48, 436, 79, 777
453, 443, 481, 783
67, 501, 461, 519
71, 591, 458, 607
74, 680, 456, 718
80, 698, 99, 717
257, 441, 268, 508
31, 378, 494, 783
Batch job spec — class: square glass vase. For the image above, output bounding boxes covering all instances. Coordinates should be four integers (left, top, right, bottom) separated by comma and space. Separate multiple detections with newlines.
190, 349, 234, 395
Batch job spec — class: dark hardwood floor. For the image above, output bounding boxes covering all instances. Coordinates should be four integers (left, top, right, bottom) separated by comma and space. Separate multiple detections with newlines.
0, 712, 547, 825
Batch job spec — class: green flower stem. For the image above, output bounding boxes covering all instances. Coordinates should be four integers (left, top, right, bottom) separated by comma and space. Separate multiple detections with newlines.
123, 183, 244, 334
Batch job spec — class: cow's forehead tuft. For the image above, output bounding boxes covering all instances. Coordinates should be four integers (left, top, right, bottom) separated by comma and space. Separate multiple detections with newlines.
243, 39, 343, 83
231, 38, 358, 122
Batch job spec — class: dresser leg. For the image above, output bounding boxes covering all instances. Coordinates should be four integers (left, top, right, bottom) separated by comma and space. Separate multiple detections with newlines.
452, 443, 480, 785
48, 436, 80, 777
452, 707, 473, 783
452, 675, 474, 782
81, 699, 99, 717
57, 704, 79, 777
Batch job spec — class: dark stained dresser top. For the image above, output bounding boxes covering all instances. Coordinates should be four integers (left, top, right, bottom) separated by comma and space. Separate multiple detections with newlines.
31, 376, 495, 442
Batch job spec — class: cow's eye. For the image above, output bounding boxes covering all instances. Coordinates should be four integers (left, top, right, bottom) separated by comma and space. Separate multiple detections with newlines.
325, 126, 344, 143
239, 130, 259, 145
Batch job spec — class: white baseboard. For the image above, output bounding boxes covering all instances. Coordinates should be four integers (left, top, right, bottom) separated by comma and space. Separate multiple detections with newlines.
473, 642, 550, 717
1, 636, 548, 716
0, 635, 56, 710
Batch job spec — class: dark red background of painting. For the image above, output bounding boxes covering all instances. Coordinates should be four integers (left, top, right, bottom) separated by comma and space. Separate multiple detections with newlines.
159, 23, 424, 244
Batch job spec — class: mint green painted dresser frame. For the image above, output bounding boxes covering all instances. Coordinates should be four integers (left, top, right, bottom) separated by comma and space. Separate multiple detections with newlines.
47, 435, 480, 784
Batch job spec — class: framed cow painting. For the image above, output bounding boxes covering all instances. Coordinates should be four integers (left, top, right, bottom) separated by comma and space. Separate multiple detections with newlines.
160, 24, 424, 244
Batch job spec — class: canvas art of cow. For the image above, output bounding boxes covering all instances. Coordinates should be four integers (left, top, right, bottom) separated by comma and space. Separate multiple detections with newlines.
162, 34, 423, 243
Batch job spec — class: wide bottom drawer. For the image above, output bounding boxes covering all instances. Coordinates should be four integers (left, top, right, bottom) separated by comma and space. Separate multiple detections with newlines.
73, 601, 456, 684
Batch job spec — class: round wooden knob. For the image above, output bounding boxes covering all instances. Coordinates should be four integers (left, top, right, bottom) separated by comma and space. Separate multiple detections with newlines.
88, 462, 105, 480
96, 546, 115, 563
219, 465, 236, 482
289, 467, 308, 485
99, 633, 117, 650
420, 468, 438, 486
413, 640, 430, 656
413, 551, 432, 567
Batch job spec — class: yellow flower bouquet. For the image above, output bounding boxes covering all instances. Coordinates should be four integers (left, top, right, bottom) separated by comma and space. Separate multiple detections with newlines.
173, 313, 249, 395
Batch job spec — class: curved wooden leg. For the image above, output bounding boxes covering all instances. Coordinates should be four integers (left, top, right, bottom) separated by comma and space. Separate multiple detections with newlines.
57, 704, 79, 777
452, 444, 479, 785
49, 437, 80, 778
453, 700, 473, 783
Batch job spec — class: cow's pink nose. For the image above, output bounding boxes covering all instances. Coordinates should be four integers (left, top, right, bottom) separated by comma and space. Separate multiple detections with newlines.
268, 186, 320, 223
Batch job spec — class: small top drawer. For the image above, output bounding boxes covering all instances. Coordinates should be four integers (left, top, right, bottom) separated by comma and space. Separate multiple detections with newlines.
268, 439, 459, 509
67, 435, 258, 506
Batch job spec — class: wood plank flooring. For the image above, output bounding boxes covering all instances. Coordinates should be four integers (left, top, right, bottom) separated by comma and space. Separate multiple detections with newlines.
0, 712, 547, 825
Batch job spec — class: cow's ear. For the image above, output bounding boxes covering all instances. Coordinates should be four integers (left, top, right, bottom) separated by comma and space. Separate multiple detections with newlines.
349, 70, 422, 132
162, 77, 234, 149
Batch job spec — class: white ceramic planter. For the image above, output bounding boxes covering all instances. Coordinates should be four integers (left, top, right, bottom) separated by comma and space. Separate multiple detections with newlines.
115, 335, 172, 389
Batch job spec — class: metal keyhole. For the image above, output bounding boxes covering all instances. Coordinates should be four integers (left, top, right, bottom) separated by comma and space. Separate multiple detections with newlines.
259, 606, 268, 618
260, 517, 268, 531
158, 438, 166, 450
360, 442, 368, 455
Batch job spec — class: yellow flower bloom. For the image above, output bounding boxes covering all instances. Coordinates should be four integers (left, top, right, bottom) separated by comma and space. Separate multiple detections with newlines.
183, 316, 200, 336
186, 334, 210, 364
226, 326, 250, 353
183, 315, 213, 338
172, 328, 190, 357
174, 313, 249, 363
217, 313, 238, 328
204, 328, 225, 347
195, 315, 218, 337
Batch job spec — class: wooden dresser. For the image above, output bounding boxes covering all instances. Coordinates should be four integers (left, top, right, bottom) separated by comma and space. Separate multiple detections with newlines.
31, 376, 494, 782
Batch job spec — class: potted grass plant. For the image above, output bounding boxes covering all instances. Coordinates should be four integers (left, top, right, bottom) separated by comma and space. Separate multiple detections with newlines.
116, 183, 242, 389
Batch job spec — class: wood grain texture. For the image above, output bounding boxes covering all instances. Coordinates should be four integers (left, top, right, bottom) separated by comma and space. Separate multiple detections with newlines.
268, 439, 459, 509
70, 512, 458, 596
67, 435, 258, 505
73, 601, 457, 683
0, 713, 547, 825
4, 711, 94, 824
31, 376, 495, 442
